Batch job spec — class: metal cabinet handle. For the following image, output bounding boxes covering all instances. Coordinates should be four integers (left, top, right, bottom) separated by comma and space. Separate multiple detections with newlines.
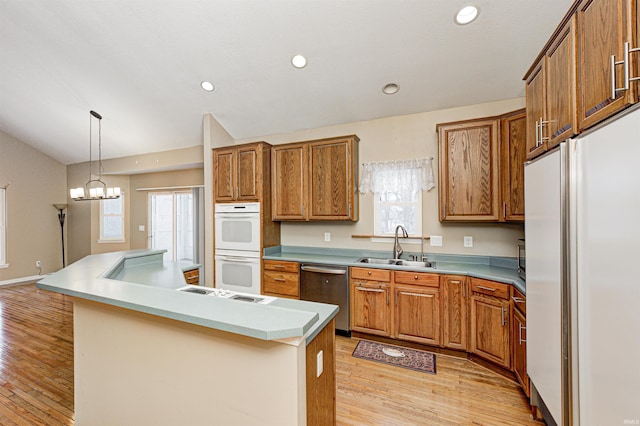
535, 119, 540, 146
503, 202, 506, 219
611, 42, 640, 100
273, 278, 286, 282
519, 323, 527, 344
501, 306, 506, 327
477, 285, 497, 292
301, 266, 346, 275
512, 296, 525, 303
357, 287, 384, 293
450, 280, 461, 284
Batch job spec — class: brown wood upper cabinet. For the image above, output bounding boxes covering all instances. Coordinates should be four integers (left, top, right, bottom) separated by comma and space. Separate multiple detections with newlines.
524, 0, 639, 156
213, 142, 271, 203
438, 110, 525, 222
525, 16, 577, 160
272, 135, 359, 221
500, 110, 526, 221
577, 0, 638, 130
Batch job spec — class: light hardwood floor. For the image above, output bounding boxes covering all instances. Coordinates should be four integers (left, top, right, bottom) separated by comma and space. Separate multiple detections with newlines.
0, 284, 539, 425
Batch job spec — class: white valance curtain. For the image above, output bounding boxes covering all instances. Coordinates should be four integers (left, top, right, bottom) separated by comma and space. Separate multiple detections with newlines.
359, 157, 435, 194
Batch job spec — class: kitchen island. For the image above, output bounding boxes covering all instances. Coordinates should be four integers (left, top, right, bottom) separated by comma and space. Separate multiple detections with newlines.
37, 249, 338, 426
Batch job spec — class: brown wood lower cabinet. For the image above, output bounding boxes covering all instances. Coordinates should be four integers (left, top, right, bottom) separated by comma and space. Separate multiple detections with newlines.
512, 288, 529, 397
394, 285, 440, 346
349, 268, 527, 393
262, 260, 300, 299
442, 275, 468, 350
350, 279, 391, 337
306, 319, 336, 425
470, 292, 510, 369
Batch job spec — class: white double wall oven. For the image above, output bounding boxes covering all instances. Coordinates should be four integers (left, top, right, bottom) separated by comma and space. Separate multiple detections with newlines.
214, 202, 261, 294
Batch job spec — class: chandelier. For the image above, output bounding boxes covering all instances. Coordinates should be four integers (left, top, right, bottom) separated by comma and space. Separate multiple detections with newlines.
69, 111, 121, 201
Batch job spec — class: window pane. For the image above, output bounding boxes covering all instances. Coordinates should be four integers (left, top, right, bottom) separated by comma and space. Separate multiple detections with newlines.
175, 193, 193, 261
102, 197, 122, 215
378, 190, 418, 203
378, 205, 417, 235
102, 216, 123, 239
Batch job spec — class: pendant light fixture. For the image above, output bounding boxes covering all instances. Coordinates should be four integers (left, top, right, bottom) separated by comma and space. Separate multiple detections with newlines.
70, 111, 121, 201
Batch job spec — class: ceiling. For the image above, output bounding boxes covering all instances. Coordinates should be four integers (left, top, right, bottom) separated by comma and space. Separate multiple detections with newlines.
0, 0, 573, 166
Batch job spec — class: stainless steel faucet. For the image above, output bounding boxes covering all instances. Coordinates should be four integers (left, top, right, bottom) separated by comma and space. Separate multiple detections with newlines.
393, 225, 408, 259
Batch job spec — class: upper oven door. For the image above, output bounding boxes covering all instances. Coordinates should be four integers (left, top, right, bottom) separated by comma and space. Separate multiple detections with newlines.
215, 203, 261, 252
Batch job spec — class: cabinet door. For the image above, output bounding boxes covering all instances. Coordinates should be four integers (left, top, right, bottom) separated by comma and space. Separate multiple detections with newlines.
272, 144, 307, 220
350, 281, 390, 336
438, 118, 500, 221
236, 146, 259, 201
394, 286, 441, 346
213, 148, 235, 202
308, 138, 354, 220
442, 275, 468, 350
512, 307, 529, 397
546, 15, 577, 148
500, 110, 526, 222
525, 59, 548, 160
470, 295, 510, 369
577, 0, 637, 130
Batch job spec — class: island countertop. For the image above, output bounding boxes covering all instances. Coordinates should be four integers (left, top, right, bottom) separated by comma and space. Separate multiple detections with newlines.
37, 249, 337, 345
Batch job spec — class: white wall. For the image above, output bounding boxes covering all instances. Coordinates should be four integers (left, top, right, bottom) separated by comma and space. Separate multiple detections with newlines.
236, 98, 526, 257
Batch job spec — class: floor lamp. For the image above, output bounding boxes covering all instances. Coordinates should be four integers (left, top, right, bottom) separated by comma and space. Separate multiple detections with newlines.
53, 204, 67, 268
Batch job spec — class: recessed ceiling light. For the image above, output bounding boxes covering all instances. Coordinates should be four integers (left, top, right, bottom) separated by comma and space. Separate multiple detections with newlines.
201, 81, 215, 92
291, 54, 307, 69
382, 83, 400, 95
455, 5, 479, 25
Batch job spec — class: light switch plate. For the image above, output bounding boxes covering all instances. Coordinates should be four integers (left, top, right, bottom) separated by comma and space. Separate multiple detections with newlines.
138, 225, 145, 232
430, 236, 443, 246
317, 350, 323, 377
324, 232, 331, 242
464, 236, 473, 247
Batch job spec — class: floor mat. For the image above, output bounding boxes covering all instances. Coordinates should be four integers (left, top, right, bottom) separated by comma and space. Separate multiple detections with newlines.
352, 339, 436, 374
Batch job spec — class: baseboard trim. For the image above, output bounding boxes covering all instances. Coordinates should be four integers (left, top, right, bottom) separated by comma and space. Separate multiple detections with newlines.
0, 275, 47, 287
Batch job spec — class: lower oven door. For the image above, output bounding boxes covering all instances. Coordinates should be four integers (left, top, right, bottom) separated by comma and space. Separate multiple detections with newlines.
215, 254, 261, 295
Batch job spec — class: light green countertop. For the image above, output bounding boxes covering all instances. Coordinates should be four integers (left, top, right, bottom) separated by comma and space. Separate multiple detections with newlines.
264, 246, 526, 294
37, 250, 337, 344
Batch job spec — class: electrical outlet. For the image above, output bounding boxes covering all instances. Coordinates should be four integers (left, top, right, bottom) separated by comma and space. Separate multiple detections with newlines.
316, 350, 324, 377
430, 236, 443, 247
324, 232, 331, 242
35, 260, 41, 268
464, 236, 473, 247
138, 225, 145, 232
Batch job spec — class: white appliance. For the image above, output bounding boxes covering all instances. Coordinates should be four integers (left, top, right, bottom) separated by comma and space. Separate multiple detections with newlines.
215, 251, 261, 294
214, 202, 261, 294
214, 202, 261, 253
525, 105, 640, 425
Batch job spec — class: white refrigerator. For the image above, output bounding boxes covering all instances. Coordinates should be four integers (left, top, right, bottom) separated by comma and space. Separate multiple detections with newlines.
525, 105, 640, 426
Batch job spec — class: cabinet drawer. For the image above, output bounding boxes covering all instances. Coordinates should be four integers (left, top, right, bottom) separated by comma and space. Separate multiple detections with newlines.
263, 270, 299, 297
394, 271, 439, 287
183, 269, 199, 279
471, 278, 510, 300
263, 260, 299, 273
350, 267, 391, 283
512, 287, 526, 315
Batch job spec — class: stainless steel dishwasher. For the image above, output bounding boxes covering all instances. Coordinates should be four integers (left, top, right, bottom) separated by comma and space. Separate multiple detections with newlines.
300, 264, 350, 336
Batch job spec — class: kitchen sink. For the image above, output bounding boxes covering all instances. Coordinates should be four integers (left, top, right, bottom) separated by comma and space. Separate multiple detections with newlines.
358, 258, 398, 265
357, 258, 436, 269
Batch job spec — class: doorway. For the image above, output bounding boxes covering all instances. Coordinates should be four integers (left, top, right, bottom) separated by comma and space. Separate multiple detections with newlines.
148, 191, 193, 262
